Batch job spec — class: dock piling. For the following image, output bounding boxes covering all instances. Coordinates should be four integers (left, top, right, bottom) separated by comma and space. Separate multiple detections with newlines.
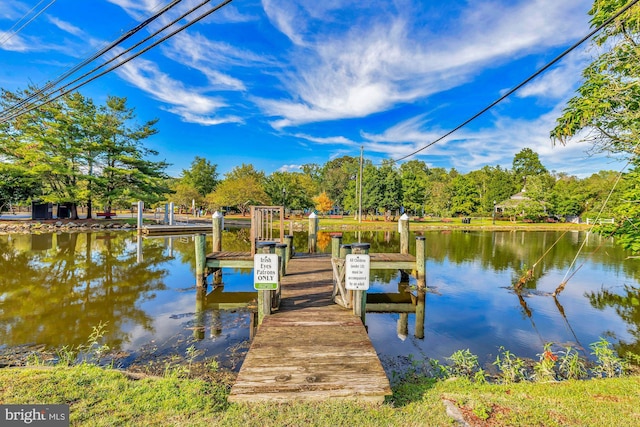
416, 235, 426, 287
399, 213, 410, 255
195, 233, 207, 287
308, 212, 318, 253
212, 211, 223, 252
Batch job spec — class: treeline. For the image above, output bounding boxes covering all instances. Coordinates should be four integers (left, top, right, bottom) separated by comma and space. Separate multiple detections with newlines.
0, 89, 170, 219
173, 148, 623, 221
0, 89, 625, 222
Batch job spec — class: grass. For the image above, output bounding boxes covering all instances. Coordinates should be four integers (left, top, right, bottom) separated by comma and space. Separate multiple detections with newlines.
2, 365, 639, 426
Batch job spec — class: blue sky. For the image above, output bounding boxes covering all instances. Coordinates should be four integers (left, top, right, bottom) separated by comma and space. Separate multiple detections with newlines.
0, 0, 625, 178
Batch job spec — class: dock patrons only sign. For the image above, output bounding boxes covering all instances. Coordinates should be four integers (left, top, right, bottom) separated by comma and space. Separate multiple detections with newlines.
345, 254, 370, 290
254, 254, 279, 290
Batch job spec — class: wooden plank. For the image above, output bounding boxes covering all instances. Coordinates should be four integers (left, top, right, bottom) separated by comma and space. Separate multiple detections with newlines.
206, 251, 254, 269
229, 254, 391, 404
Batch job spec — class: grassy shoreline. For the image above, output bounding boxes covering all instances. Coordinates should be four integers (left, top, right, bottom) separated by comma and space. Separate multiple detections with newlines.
1, 364, 639, 426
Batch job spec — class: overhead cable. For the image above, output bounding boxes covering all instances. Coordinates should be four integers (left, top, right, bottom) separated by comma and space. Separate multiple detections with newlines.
0, 0, 57, 48
0, 0, 184, 121
0, 0, 233, 124
389, 0, 640, 164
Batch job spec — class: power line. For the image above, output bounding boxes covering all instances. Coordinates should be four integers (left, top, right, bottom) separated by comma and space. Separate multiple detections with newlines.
389, 0, 640, 164
0, 0, 57, 48
1, 0, 233, 124
0, 0, 184, 121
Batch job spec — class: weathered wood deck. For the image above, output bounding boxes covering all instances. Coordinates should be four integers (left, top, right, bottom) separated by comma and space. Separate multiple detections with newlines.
228, 253, 392, 404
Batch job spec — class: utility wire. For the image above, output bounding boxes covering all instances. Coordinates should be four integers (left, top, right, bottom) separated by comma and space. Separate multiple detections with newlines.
0, 0, 184, 121
0, 0, 57, 47
389, 0, 640, 164
0, 0, 233, 124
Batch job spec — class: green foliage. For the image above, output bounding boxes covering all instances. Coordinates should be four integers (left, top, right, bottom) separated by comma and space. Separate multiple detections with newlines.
493, 346, 527, 384
0, 90, 171, 216
208, 165, 269, 215
558, 346, 588, 380
446, 349, 480, 379
181, 156, 218, 197
590, 337, 628, 378
513, 148, 548, 186
533, 343, 558, 382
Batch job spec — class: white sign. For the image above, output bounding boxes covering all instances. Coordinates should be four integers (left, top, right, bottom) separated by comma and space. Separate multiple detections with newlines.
254, 254, 279, 290
345, 254, 370, 290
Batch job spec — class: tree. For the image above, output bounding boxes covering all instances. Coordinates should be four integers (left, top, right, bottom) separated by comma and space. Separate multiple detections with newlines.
264, 171, 314, 211
93, 96, 171, 213
550, 1, 640, 249
400, 160, 429, 215
450, 174, 480, 216
551, 0, 640, 156
170, 180, 201, 212
313, 192, 333, 214
512, 148, 547, 188
208, 164, 268, 215
181, 156, 218, 197
0, 90, 171, 217
321, 156, 359, 211
378, 160, 402, 215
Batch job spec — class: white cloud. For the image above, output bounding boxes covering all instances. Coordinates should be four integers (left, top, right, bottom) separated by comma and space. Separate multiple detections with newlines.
47, 16, 84, 37
0, 30, 29, 51
258, 0, 589, 128
116, 55, 241, 126
516, 49, 589, 100
277, 164, 303, 172
292, 133, 356, 146
106, 0, 159, 20
162, 32, 274, 91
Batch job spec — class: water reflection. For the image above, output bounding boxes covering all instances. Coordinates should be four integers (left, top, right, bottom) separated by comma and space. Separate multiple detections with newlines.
0, 232, 170, 350
1, 229, 640, 374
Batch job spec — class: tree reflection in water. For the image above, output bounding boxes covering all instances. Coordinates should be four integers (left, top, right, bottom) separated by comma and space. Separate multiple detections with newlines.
0, 232, 170, 350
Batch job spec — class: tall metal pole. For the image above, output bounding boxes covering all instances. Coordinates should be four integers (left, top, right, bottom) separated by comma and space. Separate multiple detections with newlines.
359, 146, 363, 223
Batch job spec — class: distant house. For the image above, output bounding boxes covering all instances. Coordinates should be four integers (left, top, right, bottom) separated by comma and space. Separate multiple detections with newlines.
495, 189, 547, 219
495, 190, 529, 216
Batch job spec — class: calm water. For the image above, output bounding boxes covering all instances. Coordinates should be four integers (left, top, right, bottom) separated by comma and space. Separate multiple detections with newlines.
1, 229, 639, 374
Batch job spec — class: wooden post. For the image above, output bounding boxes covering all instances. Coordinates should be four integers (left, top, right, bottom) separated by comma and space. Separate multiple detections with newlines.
136, 200, 144, 234
284, 234, 294, 260
136, 234, 143, 264
275, 243, 287, 309
275, 243, 287, 277
212, 211, 223, 252
211, 211, 224, 287
195, 233, 207, 288
331, 233, 342, 258
194, 286, 206, 340
257, 242, 276, 325
415, 289, 426, 339
416, 236, 426, 286
308, 212, 318, 253
397, 313, 409, 341
339, 243, 352, 259
399, 213, 410, 255
351, 243, 370, 324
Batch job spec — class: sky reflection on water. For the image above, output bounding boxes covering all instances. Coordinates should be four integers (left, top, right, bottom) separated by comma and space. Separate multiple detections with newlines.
1, 229, 639, 374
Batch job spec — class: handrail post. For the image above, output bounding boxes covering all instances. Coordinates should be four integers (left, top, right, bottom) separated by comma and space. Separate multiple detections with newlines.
257, 242, 276, 325
351, 243, 370, 325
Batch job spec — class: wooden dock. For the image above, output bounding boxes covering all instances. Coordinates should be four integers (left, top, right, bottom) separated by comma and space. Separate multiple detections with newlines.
228, 253, 392, 404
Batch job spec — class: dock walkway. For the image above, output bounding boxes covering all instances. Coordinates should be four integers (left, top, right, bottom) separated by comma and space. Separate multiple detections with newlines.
228, 253, 392, 403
